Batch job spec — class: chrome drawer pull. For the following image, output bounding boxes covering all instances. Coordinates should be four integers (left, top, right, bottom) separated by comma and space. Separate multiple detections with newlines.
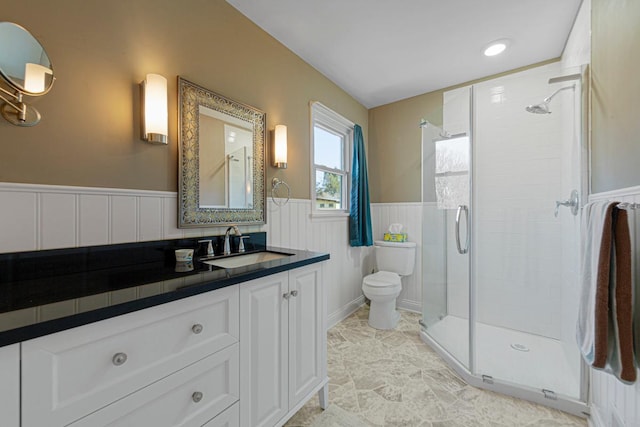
191, 324, 204, 334
290, 290, 298, 297
112, 352, 128, 366
192, 391, 203, 403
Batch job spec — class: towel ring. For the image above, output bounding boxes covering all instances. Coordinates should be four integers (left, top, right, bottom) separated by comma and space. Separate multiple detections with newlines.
271, 178, 290, 207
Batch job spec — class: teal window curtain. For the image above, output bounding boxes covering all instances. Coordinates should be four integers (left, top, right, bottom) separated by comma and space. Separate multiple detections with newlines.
349, 124, 373, 247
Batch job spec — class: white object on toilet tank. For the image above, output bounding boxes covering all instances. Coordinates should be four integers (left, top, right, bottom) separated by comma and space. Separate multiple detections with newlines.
374, 240, 416, 275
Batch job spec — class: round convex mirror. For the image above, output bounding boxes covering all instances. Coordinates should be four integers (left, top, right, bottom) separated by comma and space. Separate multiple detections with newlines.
0, 22, 54, 96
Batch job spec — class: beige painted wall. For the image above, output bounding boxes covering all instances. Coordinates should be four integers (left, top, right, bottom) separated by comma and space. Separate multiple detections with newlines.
0, 0, 367, 198
590, 0, 640, 193
368, 91, 442, 203
368, 60, 558, 203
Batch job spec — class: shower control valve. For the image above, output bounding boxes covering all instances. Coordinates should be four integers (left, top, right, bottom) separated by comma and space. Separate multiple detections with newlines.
554, 190, 579, 217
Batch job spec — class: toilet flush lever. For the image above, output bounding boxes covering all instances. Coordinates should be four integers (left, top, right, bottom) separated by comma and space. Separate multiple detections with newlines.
555, 190, 579, 217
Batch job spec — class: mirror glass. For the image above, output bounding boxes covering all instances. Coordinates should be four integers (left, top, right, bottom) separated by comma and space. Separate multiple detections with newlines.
0, 22, 54, 95
179, 77, 266, 227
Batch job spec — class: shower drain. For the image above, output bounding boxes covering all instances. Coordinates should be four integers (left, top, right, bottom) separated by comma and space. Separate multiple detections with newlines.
510, 343, 530, 352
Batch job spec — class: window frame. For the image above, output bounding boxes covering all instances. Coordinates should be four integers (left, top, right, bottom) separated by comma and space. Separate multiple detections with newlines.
310, 101, 354, 217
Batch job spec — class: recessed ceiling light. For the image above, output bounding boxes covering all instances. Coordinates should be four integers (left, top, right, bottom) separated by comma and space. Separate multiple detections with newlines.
484, 39, 510, 57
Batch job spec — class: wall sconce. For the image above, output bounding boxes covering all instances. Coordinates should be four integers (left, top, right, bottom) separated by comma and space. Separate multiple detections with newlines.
140, 73, 168, 144
273, 124, 287, 168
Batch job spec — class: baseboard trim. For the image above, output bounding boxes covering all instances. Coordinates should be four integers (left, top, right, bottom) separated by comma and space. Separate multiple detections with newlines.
328, 295, 366, 329
397, 299, 421, 313
587, 405, 604, 427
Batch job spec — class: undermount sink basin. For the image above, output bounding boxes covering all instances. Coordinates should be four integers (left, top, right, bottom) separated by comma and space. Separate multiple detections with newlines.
203, 251, 293, 269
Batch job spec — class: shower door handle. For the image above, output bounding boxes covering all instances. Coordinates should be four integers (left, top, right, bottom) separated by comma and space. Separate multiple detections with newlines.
455, 205, 469, 255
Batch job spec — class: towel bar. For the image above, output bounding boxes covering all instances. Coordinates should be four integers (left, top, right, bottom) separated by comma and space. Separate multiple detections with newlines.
616, 202, 639, 210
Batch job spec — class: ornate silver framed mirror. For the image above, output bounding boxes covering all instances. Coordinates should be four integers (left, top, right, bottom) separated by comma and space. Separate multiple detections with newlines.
178, 77, 266, 227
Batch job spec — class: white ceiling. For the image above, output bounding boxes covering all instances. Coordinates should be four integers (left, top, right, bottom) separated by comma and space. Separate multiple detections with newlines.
226, 0, 583, 108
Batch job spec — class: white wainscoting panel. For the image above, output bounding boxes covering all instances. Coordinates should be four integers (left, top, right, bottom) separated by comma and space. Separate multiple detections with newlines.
588, 186, 640, 427
110, 195, 138, 244
138, 196, 163, 242
0, 183, 228, 253
40, 192, 77, 250
0, 183, 370, 329
0, 190, 37, 252
264, 199, 370, 327
370, 203, 423, 312
79, 194, 109, 247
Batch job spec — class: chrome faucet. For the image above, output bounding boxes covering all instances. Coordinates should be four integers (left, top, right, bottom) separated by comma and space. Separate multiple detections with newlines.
223, 225, 241, 255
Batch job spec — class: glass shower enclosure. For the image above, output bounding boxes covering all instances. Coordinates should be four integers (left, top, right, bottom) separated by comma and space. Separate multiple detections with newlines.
420, 62, 588, 416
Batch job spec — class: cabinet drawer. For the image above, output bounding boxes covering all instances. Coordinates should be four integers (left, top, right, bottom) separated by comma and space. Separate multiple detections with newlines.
70, 344, 239, 427
22, 285, 239, 427
203, 401, 239, 427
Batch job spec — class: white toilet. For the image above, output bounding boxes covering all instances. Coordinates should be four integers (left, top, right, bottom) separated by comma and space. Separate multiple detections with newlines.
362, 240, 416, 329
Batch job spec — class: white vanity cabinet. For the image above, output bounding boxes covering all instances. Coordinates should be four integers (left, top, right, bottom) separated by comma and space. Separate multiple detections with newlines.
239, 263, 327, 427
21, 284, 239, 427
0, 344, 20, 427
7, 258, 326, 427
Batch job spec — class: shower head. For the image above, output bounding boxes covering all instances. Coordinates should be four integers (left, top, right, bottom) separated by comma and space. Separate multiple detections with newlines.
525, 102, 550, 114
525, 84, 575, 114
419, 118, 451, 138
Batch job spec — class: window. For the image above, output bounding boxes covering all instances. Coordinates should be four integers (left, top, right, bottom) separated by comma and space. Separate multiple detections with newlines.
311, 102, 353, 215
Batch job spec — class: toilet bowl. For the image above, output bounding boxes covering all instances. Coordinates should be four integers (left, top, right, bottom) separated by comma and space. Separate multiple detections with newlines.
362, 241, 416, 330
362, 271, 403, 329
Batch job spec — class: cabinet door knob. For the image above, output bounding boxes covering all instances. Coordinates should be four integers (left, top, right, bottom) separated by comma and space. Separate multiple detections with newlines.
192, 391, 204, 403
112, 352, 128, 366
192, 324, 204, 334
283, 292, 291, 300
290, 290, 298, 297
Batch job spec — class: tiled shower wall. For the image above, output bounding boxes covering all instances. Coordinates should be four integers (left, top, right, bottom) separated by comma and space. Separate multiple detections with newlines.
588, 186, 640, 427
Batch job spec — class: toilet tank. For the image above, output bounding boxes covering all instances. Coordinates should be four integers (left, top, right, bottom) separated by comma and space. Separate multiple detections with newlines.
374, 240, 417, 276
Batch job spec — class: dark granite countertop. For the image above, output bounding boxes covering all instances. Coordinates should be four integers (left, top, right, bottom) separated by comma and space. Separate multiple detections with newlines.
0, 232, 329, 347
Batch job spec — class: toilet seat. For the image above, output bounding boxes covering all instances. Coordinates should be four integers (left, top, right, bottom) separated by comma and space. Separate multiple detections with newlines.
362, 271, 402, 297
363, 271, 401, 287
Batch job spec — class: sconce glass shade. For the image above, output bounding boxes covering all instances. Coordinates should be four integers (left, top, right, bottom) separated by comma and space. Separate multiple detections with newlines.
141, 73, 168, 144
274, 124, 287, 168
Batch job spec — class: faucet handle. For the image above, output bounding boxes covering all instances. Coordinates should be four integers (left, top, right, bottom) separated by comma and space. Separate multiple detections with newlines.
198, 239, 214, 256
239, 236, 250, 253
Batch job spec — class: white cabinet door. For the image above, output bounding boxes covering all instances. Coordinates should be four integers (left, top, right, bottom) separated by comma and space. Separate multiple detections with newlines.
288, 264, 325, 408
239, 272, 289, 427
0, 344, 19, 427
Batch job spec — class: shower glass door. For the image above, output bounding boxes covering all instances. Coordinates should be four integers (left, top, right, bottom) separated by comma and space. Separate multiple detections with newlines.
421, 86, 472, 369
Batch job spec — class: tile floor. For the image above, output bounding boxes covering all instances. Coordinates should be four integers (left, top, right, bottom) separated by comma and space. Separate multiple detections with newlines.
285, 306, 587, 427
